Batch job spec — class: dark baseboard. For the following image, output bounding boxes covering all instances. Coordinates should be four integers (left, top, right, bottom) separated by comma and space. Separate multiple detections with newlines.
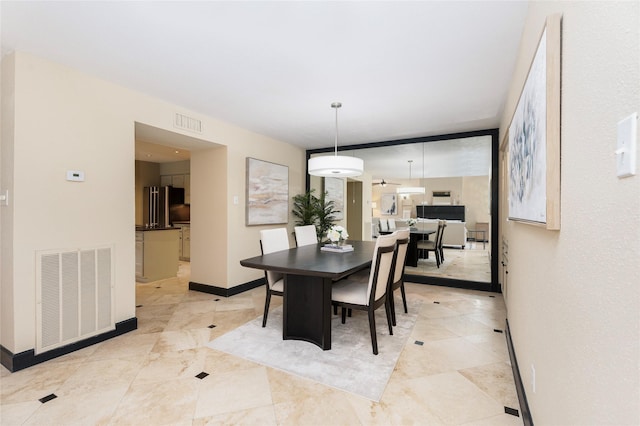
1, 317, 137, 373
505, 319, 534, 426
208, 275, 497, 296
405, 274, 499, 293
189, 278, 265, 297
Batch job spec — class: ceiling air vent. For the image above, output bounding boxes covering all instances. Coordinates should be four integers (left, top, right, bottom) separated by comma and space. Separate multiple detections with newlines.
174, 113, 202, 133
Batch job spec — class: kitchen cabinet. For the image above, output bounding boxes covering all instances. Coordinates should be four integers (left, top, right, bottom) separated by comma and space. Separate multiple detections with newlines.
184, 174, 191, 204
135, 228, 180, 282
176, 223, 191, 261
135, 232, 144, 277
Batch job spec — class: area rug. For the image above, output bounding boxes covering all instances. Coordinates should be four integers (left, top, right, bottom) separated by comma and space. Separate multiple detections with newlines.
207, 299, 421, 401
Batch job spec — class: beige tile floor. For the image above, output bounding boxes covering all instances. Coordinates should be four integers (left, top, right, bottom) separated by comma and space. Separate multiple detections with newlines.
405, 240, 492, 282
1, 262, 522, 425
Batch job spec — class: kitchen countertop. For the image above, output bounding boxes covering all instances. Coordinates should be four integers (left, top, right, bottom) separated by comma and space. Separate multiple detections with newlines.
135, 226, 180, 232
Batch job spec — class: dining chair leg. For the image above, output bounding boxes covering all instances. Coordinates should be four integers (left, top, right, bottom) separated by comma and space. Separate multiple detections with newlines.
262, 291, 271, 328
389, 292, 397, 326
400, 283, 408, 314
368, 310, 378, 355
341, 306, 347, 324
385, 301, 394, 336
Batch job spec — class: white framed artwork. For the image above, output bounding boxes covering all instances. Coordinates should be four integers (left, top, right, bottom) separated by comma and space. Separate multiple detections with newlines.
380, 193, 397, 216
246, 158, 289, 225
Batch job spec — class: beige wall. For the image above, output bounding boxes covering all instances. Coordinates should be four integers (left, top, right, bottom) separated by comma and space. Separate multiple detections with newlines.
1, 53, 17, 351
373, 175, 489, 225
462, 176, 490, 228
0, 52, 305, 355
500, 2, 639, 424
159, 160, 190, 176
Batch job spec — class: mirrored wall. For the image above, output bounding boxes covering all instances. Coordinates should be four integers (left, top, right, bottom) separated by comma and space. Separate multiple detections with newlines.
307, 130, 499, 291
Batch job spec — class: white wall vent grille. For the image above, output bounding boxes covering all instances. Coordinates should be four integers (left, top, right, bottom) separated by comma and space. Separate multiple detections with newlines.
174, 113, 202, 133
36, 246, 115, 354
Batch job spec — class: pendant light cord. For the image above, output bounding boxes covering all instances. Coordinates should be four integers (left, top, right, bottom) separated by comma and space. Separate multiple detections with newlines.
332, 102, 342, 156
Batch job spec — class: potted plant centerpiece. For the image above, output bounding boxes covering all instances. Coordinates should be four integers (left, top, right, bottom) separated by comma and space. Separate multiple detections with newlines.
326, 225, 349, 246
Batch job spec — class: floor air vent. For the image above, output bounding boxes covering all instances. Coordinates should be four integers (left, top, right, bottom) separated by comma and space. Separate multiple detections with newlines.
36, 246, 115, 354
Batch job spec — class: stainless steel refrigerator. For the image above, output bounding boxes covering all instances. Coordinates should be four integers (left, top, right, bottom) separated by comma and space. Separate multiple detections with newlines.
143, 186, 185, 228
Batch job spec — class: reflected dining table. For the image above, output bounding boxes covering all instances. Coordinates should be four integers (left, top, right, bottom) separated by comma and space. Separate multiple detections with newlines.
380, 229, 436, 267
406, 229, 437, 267
240, 240, 376, 350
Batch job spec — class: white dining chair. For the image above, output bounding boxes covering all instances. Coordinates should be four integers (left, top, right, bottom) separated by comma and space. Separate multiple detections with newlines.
388, 218, 397, 231
294, 224, 318, 247
331, 233, 398, 355
259, 228, 289, 327
388, 229, 410, 326
379, 218, 389, 233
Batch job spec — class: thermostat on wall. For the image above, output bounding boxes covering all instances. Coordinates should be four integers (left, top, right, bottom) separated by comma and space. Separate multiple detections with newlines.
66, 170, 85, 182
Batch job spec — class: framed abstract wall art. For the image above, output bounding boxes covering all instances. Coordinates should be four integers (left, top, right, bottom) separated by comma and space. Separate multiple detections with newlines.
380, 193, 397, 216
246, 158, 289, 225
324, 177, 344, 220
508, 14, 561, 230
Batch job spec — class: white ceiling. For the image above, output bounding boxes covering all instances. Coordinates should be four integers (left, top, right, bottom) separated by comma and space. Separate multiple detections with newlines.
1, 1, 527, 175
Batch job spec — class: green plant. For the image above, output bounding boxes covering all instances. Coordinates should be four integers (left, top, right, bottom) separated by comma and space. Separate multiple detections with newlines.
291, 189, 338, 241
315, 191, 337, 241
292, 189, 319, 226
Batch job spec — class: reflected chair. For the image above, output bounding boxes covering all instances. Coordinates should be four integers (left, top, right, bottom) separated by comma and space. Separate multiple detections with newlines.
389, 229, 410, 326
294, 224, 318, 247
438, 220, 447, 263
388, 218, 397, 231
416, 220, 445, 267
331, 233, 398, 355
259, 228, 289, 327
379, 218, 390, 234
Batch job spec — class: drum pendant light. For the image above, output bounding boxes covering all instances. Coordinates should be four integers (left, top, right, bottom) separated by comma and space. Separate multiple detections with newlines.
397, 160, 425, 194
308, 102, 364, 177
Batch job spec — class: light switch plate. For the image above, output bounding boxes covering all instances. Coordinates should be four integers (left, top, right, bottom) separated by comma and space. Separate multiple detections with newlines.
0, 189, 8, 206
66, 170, 85, 182
616, 112, 637, 178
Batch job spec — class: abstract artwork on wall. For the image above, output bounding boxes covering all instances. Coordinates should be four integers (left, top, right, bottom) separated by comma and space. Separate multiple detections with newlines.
324, 177, 344, 220
246, 158, 289, 225
380, 193, 397, 216
508, 14, 561, 229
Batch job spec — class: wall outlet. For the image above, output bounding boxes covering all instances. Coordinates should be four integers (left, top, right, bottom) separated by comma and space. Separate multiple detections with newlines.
531, 364, 536, 393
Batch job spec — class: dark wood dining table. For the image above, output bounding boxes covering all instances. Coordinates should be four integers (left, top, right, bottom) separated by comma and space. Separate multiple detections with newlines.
406, 229, 437, 267
240, 240, 376, 350
378, 229, 436, 267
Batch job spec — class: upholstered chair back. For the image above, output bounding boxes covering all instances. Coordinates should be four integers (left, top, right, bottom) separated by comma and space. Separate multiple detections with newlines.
392, 229, 410, 283
367, 233, 397, 304
294, 224, 318, 247
259, 228, 289, 288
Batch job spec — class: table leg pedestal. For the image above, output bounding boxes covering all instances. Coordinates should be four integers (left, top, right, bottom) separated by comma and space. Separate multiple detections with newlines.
283, 274, 332, 350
